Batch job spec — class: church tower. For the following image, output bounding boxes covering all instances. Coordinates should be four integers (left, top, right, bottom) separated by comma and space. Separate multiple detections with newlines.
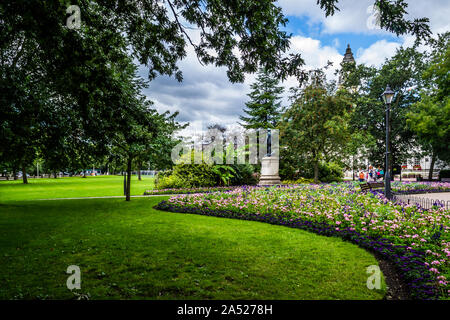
338, 44, 355, 87
342, 44, 355, 64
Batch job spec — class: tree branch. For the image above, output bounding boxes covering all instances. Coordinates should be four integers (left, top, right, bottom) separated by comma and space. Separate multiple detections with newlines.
166, 0, 204, 66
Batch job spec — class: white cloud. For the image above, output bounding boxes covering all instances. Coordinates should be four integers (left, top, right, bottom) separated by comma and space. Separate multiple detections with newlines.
356, 40, 400, 67
289, 35, 343, 71
138, 0, 449, 134
279, 0, 450, 35
142, 43, 252, 127
142, 34, 346, 131
280, 35, 345, 97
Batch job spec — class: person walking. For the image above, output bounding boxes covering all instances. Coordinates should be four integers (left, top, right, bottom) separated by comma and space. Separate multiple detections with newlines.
359, 171, 365, 182
375, 168, 380, 181
368, 167, 373, 182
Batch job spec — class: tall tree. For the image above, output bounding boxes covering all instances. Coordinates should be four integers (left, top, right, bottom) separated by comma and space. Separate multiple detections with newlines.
0, 35, 49, 183
342, 45, 430, 177
108, 63, 185, 201
406, 95, 450, 178
240, 68, 284, 129
0, 0, 432, 185
279, 70, 352, 183
406, 33, 450, 177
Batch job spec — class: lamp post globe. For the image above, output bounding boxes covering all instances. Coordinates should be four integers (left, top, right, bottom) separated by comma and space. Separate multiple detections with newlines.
382, 85, 395, 104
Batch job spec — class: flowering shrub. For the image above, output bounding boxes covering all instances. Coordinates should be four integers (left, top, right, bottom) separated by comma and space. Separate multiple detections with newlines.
147, 180, 450, 195
282, 177, 315, 184
155, 183, 449, 299
390, 181, 450, 194
144, 186, 236, 195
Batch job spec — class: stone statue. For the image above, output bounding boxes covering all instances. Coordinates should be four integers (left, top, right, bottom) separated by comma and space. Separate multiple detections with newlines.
259, 128, 280, 185
266, 128, 272, 157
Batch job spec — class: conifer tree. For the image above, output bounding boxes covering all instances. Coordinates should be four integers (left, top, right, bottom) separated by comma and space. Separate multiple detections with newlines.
240, 68, 284, 129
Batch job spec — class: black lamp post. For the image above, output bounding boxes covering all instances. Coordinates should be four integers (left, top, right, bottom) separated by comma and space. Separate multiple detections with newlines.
381, 85, 395, 200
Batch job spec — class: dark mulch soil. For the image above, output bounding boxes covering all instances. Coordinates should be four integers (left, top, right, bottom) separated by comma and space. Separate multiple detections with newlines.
374, 253, 411, 300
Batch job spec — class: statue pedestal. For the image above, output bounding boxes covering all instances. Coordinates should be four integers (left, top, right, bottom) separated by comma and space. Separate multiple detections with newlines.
259, 156, 281, 185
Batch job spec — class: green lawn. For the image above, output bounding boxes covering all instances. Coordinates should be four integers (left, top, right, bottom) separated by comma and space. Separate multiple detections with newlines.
0, 175, 154, 201
0, 177, 387, 300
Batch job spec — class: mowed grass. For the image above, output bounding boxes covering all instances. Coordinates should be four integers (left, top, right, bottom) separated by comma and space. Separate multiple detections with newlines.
0, 177, 386, 299
0, 196, 386, 300
0, 175, 154, 201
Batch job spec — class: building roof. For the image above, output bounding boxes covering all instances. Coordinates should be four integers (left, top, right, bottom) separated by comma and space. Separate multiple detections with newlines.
342, 44, 355, 64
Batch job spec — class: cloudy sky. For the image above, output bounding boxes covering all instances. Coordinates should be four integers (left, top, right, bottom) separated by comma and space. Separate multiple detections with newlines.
139, 0, 450, 133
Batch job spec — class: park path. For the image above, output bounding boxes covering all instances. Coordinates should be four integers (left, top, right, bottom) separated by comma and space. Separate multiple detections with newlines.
394, 192, 450, 202
33, 194, 186, 201
393, 192, 450, 210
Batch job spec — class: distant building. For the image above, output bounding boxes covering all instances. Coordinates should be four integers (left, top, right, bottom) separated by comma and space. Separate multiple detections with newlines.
338, 44, 355, 87
338, 45, 448, 179
342, 44, 355, 63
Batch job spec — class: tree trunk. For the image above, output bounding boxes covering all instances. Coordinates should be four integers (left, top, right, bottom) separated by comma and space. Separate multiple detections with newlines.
352, 156, 355, 181
138, 164, 142, 181
82, 170, 86, 178
53, 171, 57, 178
313, 161, 319, 184
13, 168, 18, 180
429, 153, 436, 180
126, 157, 132, 201
22, 165, 28, 184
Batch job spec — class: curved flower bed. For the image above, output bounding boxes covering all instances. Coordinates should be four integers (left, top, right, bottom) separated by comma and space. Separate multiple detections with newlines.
155, 183, 449, 300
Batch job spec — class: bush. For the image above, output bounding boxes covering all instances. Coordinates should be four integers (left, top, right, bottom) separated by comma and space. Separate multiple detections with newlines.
155, 170, 173, 187
172, 164, 218, 187
439, 169, 450, 179
157, 164, 220, 189
157, 163, 258, 189
230, 164, 258, 185
318, 162, 343, 183
279, 154, 343, 183
156, 175, 185, 189
252, 172, 260, 184
282, 177, 315, 184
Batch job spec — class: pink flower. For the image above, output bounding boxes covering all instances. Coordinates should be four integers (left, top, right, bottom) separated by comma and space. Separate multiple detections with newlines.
429, 268, 440, 274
